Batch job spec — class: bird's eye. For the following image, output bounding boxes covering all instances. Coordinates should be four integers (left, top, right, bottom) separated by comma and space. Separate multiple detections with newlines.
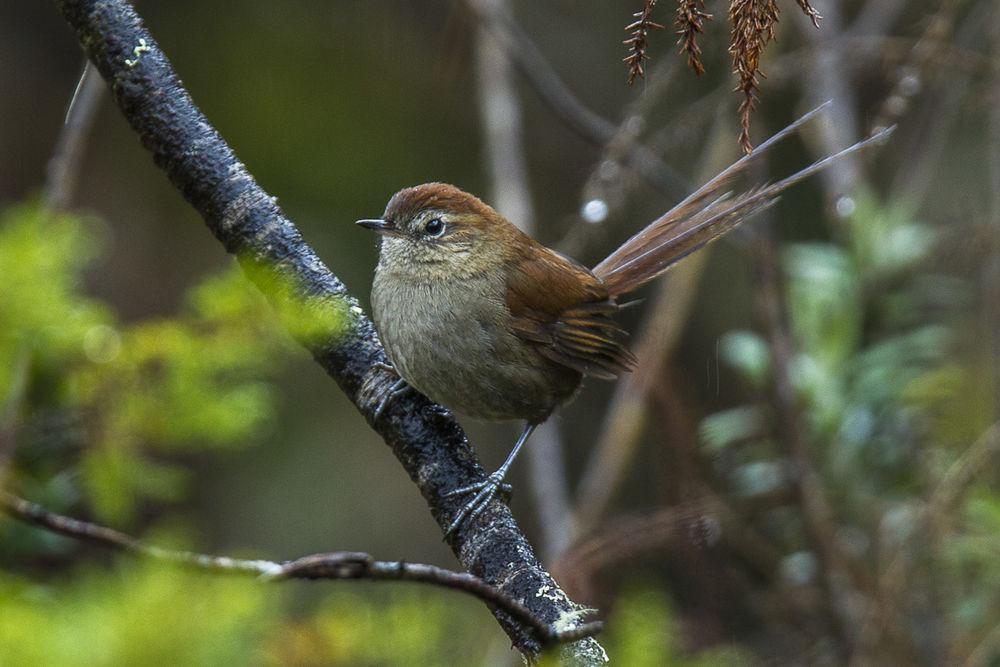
424, 218, 445, 237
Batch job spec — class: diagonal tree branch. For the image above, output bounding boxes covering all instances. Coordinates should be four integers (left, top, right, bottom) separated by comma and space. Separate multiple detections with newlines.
0, 491, 601, 646
50, 0, 606, 662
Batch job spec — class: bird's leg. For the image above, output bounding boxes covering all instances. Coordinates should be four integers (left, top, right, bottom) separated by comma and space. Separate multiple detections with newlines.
443, 422, 538, 536
372, 362, 412, 420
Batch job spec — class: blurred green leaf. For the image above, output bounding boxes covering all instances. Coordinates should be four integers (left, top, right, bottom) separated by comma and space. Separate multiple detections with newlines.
0, 203, 111, 407
847, 191, 934, 278
719, 330, 771, 387
0, 562, 278, 666
599, 589, 746, 667
699, 405, 765, 453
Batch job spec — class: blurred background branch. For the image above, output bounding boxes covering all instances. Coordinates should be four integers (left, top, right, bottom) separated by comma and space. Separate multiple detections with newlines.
42, 61, 104, 212
472, 0, 574, 562
465, 0, 689, 200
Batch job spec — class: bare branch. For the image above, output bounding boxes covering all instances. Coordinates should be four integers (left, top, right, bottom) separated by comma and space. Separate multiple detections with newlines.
855, 422, 1000, 659
795, 0, 822, 29
0, 491, 601, 646
0, 349, 31, 473
43, 61, 105, 211
473, 0, 574, 560
751, 221, 857, 659
795, 1, 861, 202
571, 118, 735, 538
464, 0, 688, 201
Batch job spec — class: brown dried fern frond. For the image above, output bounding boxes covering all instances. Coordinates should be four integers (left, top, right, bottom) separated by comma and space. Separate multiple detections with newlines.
622, 0, 822, 153
675, 0, 713, 76
625, 0, 666, 85
729, 0, 780, 153
796, 0, 822, 29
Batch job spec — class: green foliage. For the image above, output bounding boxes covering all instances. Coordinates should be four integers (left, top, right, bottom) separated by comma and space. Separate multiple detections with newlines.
235, 259, 350, 348
700, 190, 998, 645
704, 191, 969, 495
943, 492, 1000, 637
0, 561, 751, 667
597, 590, 746, 667
68, 269, 299, 522
0, 562, 279, 666
0, 202, 313, 528
0, 204, 110, 406
261, 589, 492, 666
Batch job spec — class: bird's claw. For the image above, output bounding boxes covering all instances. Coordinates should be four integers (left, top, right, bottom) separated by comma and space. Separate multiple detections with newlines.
442, 472, 511, 537
373, 375, 410, 421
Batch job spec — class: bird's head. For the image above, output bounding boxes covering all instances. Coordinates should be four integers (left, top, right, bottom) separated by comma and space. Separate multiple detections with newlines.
358, 183, 525, 279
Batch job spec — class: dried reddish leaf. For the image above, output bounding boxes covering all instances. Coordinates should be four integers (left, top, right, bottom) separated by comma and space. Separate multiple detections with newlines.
675, 0, 713, 76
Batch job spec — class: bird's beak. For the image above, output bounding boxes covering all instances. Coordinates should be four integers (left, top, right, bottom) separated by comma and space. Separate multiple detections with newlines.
356, 218, 400, 236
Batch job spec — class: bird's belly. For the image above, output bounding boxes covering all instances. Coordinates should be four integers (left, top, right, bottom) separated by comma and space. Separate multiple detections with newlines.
372, 274, 579, 422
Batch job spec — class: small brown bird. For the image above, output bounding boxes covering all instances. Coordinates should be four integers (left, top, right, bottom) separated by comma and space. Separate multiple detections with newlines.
359, 107, 890, 534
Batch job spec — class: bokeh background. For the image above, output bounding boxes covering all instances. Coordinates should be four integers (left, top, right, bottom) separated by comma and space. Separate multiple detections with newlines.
2, 1, 998, 664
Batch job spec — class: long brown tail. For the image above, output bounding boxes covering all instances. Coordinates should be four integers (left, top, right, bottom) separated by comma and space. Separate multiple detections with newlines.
592, 104, 894, 297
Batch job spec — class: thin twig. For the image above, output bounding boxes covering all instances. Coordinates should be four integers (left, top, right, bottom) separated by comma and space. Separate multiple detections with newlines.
570, 57, 683, 257
988, 2, 1000, 420
853, 422, 1000, 663
570, 117, 732, 540
43, 61, 105, 211
962, 621, 1000, 667
751, 220, 856, 659
0, 349, 32, 474
794, 1, 861, 202
473, 0, 574, 561
0, 491, 601, 646
463, 0, 688, 201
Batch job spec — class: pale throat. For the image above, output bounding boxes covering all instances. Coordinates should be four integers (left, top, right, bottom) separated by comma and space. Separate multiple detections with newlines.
377, 237, 488, 282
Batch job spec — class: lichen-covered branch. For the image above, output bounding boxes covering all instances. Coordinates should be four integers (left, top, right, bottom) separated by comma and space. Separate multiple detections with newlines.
50, 0, 606, 661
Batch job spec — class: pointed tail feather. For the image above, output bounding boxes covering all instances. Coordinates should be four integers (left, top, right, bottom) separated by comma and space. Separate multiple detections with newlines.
592, 109, 894, 297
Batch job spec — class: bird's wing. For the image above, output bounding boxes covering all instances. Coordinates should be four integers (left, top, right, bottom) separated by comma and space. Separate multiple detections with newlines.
505, 246, 636, 379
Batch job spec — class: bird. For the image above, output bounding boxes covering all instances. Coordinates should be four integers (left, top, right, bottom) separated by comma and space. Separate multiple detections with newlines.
358, 106, 891, 535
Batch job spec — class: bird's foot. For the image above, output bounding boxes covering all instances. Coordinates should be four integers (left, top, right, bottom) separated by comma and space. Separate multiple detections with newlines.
442, 472, 512, 537
371, 363, 412, 421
